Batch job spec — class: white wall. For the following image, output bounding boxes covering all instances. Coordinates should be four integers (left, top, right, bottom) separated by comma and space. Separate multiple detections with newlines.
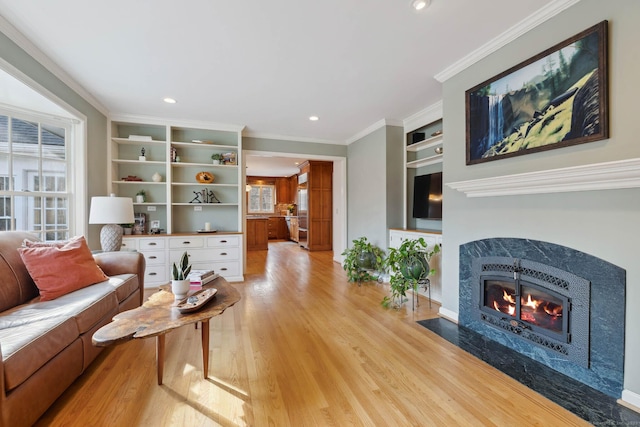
440, 0, 640, 398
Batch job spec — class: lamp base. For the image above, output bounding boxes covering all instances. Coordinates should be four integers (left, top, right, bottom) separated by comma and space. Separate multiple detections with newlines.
100, 224, 123, 252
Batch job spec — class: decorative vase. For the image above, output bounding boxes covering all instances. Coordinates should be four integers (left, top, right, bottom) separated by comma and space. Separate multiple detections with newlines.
171, 279, 190, 300
152, 172, 162, 182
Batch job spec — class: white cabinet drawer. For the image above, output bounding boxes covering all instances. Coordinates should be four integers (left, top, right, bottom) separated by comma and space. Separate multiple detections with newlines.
207, 235, 240, 248
170, 249, 210, 264
212, 261, 240, 277
139, 238, 166, 250
121, 238, 138, 251
144, 265, 167, 284
141, 250, 166, 265
210, 247, 239, 260
169, 237, 204, 249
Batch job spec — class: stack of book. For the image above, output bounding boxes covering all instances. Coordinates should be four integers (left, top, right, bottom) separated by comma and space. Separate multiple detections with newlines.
188, 269, 218, 289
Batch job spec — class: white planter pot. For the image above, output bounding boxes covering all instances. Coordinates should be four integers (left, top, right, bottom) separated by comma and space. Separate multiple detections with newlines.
171, 279, 190, 300
136, 195, 145, 203
212, 159, 220, 165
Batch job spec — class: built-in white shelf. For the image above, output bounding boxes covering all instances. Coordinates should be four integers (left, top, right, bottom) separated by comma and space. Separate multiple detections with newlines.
407, 154, 443, 168
171, 202, 238, 206
171, 162, 237, 168
112, 159, 166, 165
171, 141, 237, 150
112, 137, 166, 146
172, 182, 237, 187
406, 133, 443, 152
112, 181, 167, 185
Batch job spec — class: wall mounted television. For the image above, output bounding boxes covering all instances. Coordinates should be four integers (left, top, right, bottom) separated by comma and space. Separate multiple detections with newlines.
413, 172, 443, 220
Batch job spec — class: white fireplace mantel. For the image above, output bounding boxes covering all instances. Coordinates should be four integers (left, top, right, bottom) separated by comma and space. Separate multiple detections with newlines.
447, 158, 640, 197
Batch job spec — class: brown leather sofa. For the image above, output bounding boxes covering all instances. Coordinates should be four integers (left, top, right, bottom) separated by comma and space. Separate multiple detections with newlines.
0, 231, 145, 427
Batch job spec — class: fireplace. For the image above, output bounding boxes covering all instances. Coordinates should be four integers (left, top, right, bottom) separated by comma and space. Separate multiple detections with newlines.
459, 238, 625, 398
472, 257, 590, 368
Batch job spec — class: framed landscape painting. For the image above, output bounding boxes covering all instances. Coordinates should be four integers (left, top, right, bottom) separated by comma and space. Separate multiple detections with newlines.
466, 21, 608, 165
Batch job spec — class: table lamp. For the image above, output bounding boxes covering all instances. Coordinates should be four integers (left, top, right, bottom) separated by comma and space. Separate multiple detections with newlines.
89, 194, 135, 252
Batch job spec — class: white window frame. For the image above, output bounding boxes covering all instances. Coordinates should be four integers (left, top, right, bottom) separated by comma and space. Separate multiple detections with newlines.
0, 107, 81, 240
247, 184, 276, 214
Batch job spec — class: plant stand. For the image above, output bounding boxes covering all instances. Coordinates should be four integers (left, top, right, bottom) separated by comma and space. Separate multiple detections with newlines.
413, 278, 431, 310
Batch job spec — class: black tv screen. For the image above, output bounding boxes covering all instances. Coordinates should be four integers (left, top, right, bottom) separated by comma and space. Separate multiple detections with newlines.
413, 172, 442, 220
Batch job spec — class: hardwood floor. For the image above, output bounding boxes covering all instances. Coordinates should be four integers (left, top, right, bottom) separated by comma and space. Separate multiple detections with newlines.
36, 241, 589, 426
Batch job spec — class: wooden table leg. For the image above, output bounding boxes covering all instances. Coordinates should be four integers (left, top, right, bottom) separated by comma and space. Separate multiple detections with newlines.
201, 319, 210, 379
156, 334, 165, 385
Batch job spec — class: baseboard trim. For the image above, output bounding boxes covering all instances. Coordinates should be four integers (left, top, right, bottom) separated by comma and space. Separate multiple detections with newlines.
620, 390, 640, 413
438, 307, 458, 323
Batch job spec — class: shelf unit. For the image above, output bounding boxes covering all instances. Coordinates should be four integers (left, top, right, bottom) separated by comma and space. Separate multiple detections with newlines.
404, 117, 443, 230
406, 133, 443, 168
108, 118, 244, 235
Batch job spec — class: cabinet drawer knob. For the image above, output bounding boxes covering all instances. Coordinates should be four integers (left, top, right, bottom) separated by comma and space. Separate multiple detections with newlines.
149, 242, 157, 246
220, 268, 228, 271
183, 241, 191, 245
149, 256, 157, 259
149, 272, 157, 276
220, 252, 227, 256
220, 240, 227, 243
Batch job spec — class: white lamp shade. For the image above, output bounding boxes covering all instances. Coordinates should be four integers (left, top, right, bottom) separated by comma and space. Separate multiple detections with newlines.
89, 196, 135, 224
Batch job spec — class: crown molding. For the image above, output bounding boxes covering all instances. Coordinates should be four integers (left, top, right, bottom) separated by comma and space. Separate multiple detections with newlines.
403, 100, 443, 133
0, 15, 109, 116
242, 130, 342, 145
434, 0, 582, 83
345, 118, 403, 145
447, 158, 640, 198
109, 113, 245, 133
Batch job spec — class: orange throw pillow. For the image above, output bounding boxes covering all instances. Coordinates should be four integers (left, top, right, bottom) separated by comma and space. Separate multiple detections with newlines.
18, 236, 108, 301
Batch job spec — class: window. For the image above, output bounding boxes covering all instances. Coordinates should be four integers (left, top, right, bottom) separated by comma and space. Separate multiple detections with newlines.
248, 184, 275, 214
0, 112, 72, 241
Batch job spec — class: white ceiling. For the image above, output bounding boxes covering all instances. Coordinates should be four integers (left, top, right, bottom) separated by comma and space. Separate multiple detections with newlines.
0, 0, 557, 145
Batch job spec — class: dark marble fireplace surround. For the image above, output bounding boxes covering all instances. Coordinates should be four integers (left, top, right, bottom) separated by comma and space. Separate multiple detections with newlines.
459, 238, 625, 398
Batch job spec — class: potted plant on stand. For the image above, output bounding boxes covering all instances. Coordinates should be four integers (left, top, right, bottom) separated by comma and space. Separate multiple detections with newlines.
171, 251, 192, 300
382, 237, 440, 309
341, 237, 385, 284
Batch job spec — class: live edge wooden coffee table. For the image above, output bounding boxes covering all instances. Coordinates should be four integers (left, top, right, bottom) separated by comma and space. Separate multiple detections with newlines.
92, 277, 240, 385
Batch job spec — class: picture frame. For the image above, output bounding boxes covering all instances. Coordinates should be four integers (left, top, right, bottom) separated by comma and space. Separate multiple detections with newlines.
465, 20, 608, 165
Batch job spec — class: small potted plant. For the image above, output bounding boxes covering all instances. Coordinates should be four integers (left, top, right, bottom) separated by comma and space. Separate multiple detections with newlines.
211, 153, 223, 165
341, 237, 385, 284
121, 223, 134, 235
382, 238, 440, 309
171, 251, 192, 300
287, 204, 295, 215
135, 189, 146, 203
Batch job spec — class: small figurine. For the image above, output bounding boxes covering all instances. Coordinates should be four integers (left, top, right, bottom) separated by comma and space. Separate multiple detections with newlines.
139, 147, 146, 161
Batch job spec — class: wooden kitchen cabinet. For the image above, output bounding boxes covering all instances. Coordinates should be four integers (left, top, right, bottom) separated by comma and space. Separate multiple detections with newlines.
268, 217, 288, 239
276, 177, 293, 204
299, 160, 332, 251
246, 218, 268, 250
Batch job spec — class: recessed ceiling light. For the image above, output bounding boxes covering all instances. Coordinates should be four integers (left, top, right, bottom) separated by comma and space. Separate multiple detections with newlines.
309, 116, 319, 121
163, 97, 177, 104
412, 0, 430, 11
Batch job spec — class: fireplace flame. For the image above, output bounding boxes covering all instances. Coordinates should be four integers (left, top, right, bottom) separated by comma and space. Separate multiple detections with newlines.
502, 290, 515, 304
493, 299, 515, 316
523, 294, 540, 310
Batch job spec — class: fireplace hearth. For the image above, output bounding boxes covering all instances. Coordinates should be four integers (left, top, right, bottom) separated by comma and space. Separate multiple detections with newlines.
459, 238, 625, 398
